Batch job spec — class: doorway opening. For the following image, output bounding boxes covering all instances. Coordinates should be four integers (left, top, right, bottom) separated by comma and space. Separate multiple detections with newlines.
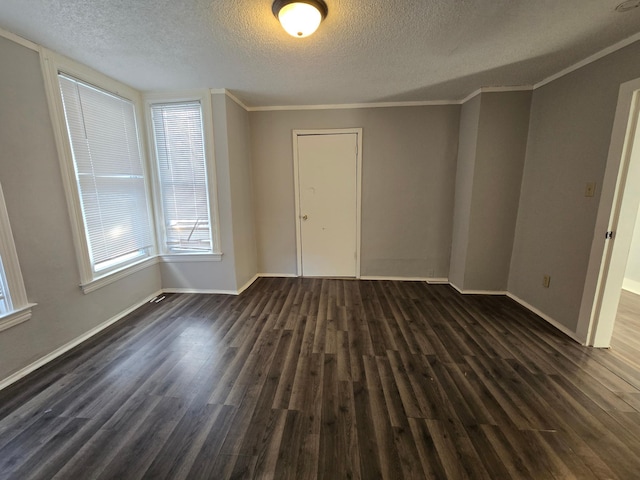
608, 124, 640, 358
584, 78, 640, 347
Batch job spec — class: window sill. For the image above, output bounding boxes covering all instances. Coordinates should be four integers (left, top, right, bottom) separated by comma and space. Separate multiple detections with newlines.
159, 253, 223, 263
81, 256, 159, 294
79, 253, 224, 294
0, 304, 37, 332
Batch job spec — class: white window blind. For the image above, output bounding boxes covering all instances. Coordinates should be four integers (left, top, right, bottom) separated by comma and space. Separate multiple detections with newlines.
0, 180, 32, 326
0, 256, 9, 315
58, 74, 154, 273
151, 101, 213, 253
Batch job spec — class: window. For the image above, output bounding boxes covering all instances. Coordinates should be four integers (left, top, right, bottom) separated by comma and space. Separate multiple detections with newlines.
0, 182, 33, 331
148, 98, 218, 255
0, 256, 10, 316
57, 74, 155, 276
42, 51, 222, 291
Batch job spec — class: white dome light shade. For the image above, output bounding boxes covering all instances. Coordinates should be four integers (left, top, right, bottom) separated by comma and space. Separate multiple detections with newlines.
272, 0, 328, 38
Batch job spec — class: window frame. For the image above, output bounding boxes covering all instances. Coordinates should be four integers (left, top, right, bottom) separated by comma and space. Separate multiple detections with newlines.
40, 49, 158, 293
0, 181, 35, 332
144, 91, 222, 261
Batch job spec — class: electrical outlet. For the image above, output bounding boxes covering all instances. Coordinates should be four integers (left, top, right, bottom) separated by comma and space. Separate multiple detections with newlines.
585, 182, 596, 197
543, 275, 551, 288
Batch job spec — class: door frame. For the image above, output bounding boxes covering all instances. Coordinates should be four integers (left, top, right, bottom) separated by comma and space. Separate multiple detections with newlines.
578, 77, 640, 347
292, 128, 363, 278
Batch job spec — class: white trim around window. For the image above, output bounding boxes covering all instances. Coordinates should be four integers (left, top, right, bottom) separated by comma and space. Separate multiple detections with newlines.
39, 48, 158, 293
144, 90, 223, 261
0, 182, 36, 332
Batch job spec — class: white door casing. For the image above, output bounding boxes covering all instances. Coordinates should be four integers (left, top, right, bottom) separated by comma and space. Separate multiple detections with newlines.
581, 78, 640, 347
293, 129, 362, 277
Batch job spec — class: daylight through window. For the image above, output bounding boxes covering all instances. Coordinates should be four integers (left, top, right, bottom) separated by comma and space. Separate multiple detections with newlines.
150, 101, 213, 253
58, 74, 155, 273
0, 256, 10, 315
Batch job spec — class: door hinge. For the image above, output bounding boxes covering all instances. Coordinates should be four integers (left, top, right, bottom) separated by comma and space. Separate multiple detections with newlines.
605, 231, 615, 239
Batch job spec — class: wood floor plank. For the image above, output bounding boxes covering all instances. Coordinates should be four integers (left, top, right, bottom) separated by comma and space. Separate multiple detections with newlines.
272, 315, 307, 408
288, 352, 324, 437
0, 414, 73, 475
52, 394, 163, 479
407, 417, 448, 479
273, 410, 306, 480
478, 423, 536, 479
95, 396, 192, 480
140, 402, 226, 480
185, 404, 238, 480
295, 433, 320, 480
385, 350, 424, 419
362, 355, 403, 479
1, 279, 640, 479
463, 424, 514, 480
335, 379, 361, 480
352, 381, 384, 479
318, 354, 339, 480
426, 419, 479, 480
6, 417, 91, 480
250, 408, 287, 480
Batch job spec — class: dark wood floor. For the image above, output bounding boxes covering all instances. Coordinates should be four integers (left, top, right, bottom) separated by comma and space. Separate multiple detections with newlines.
1, 278, 640, 479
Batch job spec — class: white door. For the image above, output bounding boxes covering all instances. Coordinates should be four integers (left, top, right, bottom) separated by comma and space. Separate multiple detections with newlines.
296, 133, 359, 277
587, 83, 640, 347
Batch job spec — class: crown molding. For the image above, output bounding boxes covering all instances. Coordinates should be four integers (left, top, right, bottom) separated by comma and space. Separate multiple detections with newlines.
210, 88, 251, 111
247, 99, 459, 111
458, 85, 534, 104
0, 27, 38, 52
534, 31, 640, 90
248, 84, 535, 111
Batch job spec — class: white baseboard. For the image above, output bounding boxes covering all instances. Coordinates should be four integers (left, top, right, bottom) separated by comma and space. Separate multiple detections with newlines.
258, 273, 298, 278
450, 283, 507, 295
360, 275, 443, 282
162, 274, 259, 296
0, 290, 163, 391
506, 292, 584, 344
426, 278, 449, 284
622, 278, 640, 296
449, 284, 583, 343
162, 288, 238, 295
237, 274, 259, 294
257, 274, 448, 284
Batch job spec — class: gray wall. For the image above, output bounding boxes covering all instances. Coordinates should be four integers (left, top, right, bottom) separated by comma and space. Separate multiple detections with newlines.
449, 95, 481, 288
465, 91, 531, 291
249, 106, 461, 277
0, 37, 161, 381
159, 93, 240, 292
509, 40, 640, 332
450, 92, 531, 292
226, 96, 258, 289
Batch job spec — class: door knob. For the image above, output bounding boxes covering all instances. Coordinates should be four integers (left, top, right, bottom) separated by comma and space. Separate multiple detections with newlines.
302, 214, 308, 220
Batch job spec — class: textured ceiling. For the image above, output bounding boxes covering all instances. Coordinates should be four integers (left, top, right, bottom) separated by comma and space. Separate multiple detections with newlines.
0, 1, 639, 106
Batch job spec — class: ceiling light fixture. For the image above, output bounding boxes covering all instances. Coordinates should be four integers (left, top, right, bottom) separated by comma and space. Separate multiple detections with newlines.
272, 0, 328, 38
615, 0, 640, 12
